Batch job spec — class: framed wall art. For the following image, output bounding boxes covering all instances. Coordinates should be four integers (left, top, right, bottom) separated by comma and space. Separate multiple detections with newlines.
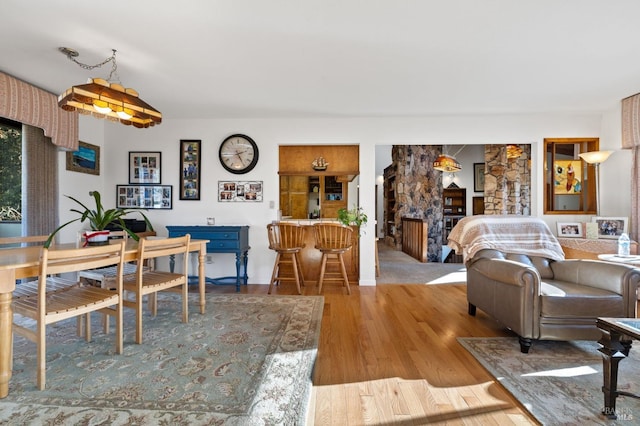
66, 141, 100, 175
218, 181, 263, 202
592, 216, 628, 239
473, 163, 485, 193
553, 160, 582, 195
116, 185, 172, 209
556, 222, 583, 238
129, 151, 161, 184
180, 140, 201, 200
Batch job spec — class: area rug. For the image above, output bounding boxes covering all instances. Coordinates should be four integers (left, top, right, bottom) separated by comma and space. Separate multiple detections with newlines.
458, 337, 640, 425
1, 294, 323, 425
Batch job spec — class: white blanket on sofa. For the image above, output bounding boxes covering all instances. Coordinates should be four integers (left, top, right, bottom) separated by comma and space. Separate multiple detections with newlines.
447, 215, 565, 263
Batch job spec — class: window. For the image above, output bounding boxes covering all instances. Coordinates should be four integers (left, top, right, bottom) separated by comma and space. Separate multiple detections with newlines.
0, 118, 22, 223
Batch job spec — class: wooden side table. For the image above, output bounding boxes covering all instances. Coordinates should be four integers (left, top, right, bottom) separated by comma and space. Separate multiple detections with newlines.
558, 238, 638, 260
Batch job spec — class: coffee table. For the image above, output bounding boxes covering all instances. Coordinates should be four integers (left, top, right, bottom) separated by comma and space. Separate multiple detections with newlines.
596, 318, 640, 419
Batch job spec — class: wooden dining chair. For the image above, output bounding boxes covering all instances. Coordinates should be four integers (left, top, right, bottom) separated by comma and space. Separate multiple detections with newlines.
266, 222, 306, 294
11, 240, 127, 390
313, 223, 354, 295
122, 234, 190, 344
78, 230, 157, 290
0, 235, 50, 248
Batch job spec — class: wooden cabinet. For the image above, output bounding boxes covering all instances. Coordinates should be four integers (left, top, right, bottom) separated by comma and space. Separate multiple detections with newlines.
443, 187, 466, 216
384, 165, 396, 238
320, 176, 346, 219
280, 176, 309, 219
443, 187, 466, 263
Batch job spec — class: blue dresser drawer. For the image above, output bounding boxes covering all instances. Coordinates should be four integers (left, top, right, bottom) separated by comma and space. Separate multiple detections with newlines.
207, 239, 241, 251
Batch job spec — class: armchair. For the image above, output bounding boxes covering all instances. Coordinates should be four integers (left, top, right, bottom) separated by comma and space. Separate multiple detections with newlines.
467, 249, 640, 352
449, 215, 640, 353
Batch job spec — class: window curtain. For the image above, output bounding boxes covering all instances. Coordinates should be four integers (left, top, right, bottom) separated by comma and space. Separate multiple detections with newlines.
22, 125, 58, 237
621, 94, 640, 243
0, 72, 78, 151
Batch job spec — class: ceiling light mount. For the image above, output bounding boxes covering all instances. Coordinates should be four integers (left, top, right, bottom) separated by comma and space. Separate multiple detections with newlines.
57, 47, 161, 128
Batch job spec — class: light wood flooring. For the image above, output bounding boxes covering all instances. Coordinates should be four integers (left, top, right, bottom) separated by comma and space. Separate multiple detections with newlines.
210, 281, 538, 425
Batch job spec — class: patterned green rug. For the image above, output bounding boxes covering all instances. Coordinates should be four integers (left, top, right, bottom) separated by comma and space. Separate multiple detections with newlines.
2, 294, 323, 425
458, 337, 640, 425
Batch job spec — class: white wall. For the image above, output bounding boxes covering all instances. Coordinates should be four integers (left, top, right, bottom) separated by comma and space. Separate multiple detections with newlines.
58, 111, 633, 286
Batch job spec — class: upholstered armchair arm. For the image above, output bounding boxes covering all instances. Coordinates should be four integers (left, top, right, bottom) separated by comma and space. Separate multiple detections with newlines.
551, 259, 640, 316
467, 257, 541, 339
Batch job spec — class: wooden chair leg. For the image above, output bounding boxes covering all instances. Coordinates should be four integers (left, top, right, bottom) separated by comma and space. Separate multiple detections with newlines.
181, 283, 188, 323
295, 252, 305, 287
318, 254, 328, 294
37, 322, 45, 390
268, 253, 281, 294
338, 253, 351, 295
375, 238, 380, 277
135, 294, 144, 344
291, 253, 302, 295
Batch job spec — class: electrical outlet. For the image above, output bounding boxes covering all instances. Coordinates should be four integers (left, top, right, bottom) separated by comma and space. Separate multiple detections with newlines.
206, 255, 213, 263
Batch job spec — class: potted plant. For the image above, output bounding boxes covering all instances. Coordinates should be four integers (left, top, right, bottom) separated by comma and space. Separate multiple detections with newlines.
44, 191, 154, 248
337, 205, 368, 229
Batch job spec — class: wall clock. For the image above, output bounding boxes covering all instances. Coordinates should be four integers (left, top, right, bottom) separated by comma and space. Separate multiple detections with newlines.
219, 134, 259, 174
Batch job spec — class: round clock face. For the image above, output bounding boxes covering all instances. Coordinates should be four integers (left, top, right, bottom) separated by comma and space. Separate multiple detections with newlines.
219, 134, 259, 174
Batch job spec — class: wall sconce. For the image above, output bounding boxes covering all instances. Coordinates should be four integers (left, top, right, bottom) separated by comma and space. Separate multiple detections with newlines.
506, 144, 524, 159
57, 47, 161, 128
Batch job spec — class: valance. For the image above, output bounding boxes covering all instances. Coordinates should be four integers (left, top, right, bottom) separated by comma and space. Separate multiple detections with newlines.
622, 93, 640, 149
0, 72, 78, 151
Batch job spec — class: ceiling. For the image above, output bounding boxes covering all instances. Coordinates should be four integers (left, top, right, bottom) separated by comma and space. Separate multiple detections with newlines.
3, 0, 640, 120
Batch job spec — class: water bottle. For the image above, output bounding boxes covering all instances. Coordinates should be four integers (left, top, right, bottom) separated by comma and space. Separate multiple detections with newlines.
618, 233, 631, 257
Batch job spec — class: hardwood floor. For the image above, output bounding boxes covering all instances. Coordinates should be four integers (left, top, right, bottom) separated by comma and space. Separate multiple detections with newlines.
210, 282, 537, 425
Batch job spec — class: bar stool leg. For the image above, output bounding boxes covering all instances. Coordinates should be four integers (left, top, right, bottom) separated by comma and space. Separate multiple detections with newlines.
317, 254, 328, 294
338, 253, 351, 295
291, 253, 302, 295
268, 253, 281, 294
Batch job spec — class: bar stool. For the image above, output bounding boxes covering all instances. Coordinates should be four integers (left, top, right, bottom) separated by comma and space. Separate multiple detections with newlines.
266, 222, 306, 294
314, 223, 353, 295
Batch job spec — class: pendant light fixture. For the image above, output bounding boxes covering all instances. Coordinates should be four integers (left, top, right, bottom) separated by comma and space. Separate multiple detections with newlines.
57, 47, 161, 128
433, 145, 465, 172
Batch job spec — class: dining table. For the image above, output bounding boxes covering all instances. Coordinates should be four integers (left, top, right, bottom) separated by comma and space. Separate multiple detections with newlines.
0, 237, 209, 399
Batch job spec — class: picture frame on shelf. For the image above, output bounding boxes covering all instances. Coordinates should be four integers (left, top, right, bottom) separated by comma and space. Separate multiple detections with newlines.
116, 185, 172, 209
218, 181, 263, 202
556, 222, 583, 238
180, 140, 201, 200
66, 141, 100, 175
473, 163, 485, 193
128, 151, 161, 184
592, 217, 628, 239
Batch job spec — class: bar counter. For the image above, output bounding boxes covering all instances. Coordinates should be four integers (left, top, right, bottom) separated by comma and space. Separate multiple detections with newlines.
278, 220, 359, 284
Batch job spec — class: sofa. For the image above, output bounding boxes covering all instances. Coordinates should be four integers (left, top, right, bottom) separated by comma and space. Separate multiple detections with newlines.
448, 215, 640, 353
466, 248, 640, 352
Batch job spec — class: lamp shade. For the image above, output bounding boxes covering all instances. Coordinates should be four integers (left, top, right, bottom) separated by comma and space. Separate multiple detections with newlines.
578, 150, 612, 164
58, 78, 161, 128
433, 154, 462, 172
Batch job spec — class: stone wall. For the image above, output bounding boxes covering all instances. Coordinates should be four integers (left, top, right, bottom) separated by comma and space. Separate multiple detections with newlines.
483, 144, 531, 215
390, 145, 444, 262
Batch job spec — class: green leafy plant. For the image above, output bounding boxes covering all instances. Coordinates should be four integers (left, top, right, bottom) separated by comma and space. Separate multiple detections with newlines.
44, 191, 154, 248
337, 205, 368, 228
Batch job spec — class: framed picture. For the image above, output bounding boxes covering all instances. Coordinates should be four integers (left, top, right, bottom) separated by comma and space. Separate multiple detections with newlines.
129, 151, 161, 184
180, 140, 201, 200
116, 185, 172, 209
66, 141, 100, 175
553, 160, 582, 194
218, 181, 263, 202
592, 217, 628, 239
556, 222, 583, 238
473, 163, 485, 193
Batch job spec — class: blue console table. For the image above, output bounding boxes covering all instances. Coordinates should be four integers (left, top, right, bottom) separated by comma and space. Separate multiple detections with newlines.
166, 225, 250, 291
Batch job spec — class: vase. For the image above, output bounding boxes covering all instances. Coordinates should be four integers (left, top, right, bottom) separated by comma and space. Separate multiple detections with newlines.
83, 230, 110, 246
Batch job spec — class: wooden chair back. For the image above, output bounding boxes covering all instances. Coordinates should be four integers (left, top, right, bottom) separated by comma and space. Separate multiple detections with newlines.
267, 223, 306, 251
314, 223, 353, 252
0, 235, 49, 248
